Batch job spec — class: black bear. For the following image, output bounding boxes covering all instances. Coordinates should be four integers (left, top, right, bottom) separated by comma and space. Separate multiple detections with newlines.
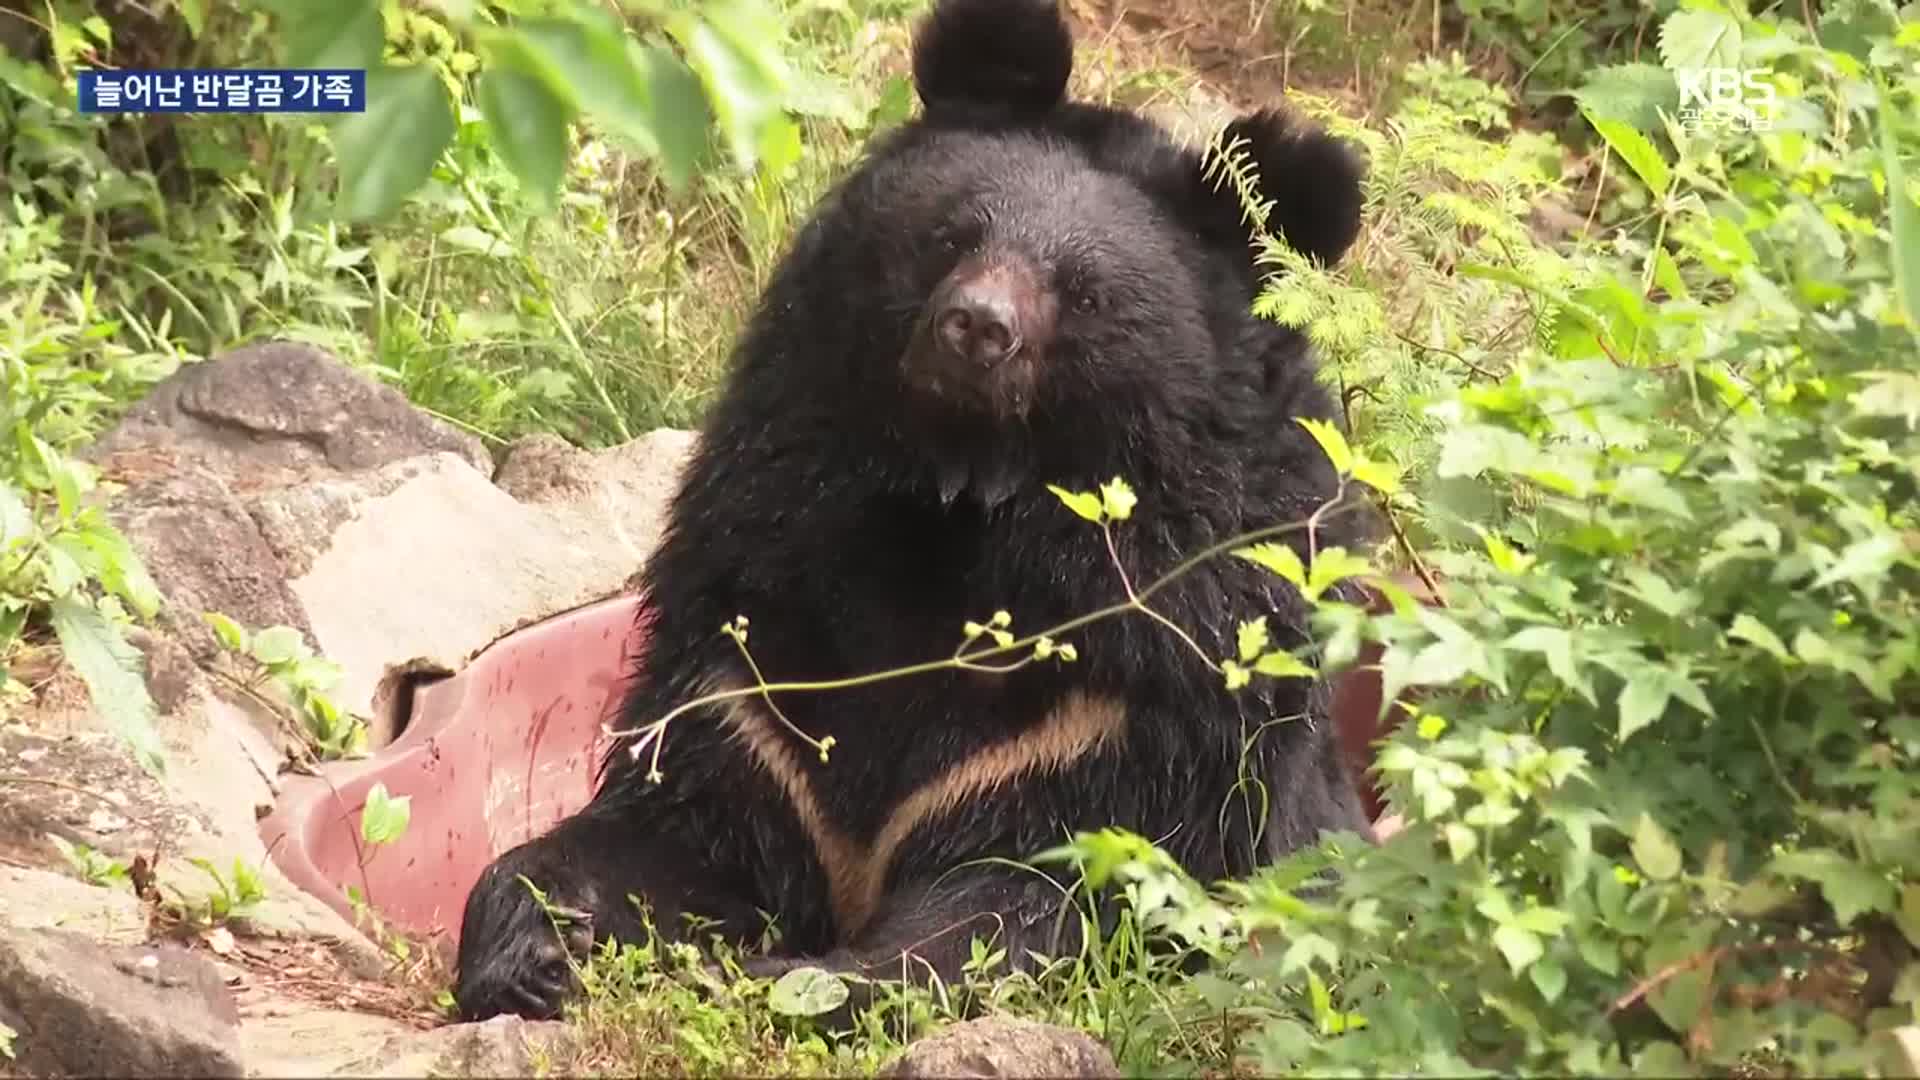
453, 0, 1376, 1022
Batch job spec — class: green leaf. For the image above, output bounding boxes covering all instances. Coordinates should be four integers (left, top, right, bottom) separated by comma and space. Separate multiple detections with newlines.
1727, 614, 1791, 663
1768, 849, 1896, 926
203, 612, 249, 654
250, 626, 308, 666
1575, 62, 1681, 131
1234, 542, 1305, 587
1350, 456, 1401, 495
1493, 925, 1543, 974
1530, 956, 1568, 1003
669, 0, 788, 171
1657, 8, 1742, 70
360, 782, 411, 845
0, 484, 32, 544
1811, 534, 1901, 591
1503, 626, 1595, 704
633, 41, 713, 191
767, 966, 849, 1017
1619, 667, 1710, 742
48, 598, 165, 777
477, 68, 573, 208
330, 66, 455, 223
1236, 617, 1270, 663
1444, 822, 1477, 861
1881, 76, 1920, 326
1585, 113, 1670, 198
269, 0, 384, 71
1099, 477, 1138, 521
1305, 547, 1371, 602
1296, 417, 1353, 474
1046, 485, 1104, 523
1631, 813, 1682, 881
1850, 371, 1920, 428
1253, 650, 1315, 679
1897, 884, 1920, 949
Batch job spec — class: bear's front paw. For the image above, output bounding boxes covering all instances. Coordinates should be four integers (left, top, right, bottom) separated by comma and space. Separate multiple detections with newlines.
453, 892, 598, 1022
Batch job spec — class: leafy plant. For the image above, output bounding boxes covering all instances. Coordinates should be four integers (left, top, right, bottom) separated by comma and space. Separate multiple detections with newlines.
1039, 2, 1920, 1074
203, 613, 366, 759
267, 0, 839, 222
49, 833, 132, 887
1, 276, 176, 774
165, 855, 268, 928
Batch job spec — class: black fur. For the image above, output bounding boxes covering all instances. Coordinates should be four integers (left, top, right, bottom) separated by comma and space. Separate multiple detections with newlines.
454, 0, 1375, 1023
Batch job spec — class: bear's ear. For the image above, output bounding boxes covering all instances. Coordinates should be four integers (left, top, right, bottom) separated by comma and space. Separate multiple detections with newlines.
1204, 108, 1366, 268
912, 0, 1074, 117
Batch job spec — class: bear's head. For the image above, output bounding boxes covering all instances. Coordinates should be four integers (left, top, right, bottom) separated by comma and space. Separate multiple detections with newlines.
748, 0, 1367, 506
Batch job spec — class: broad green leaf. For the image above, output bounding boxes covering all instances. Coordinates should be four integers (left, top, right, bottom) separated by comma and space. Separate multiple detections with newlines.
49, 598, 165, 777
1897, 884, 1920, 949
1850, 371, 1920, 428
1046, 485, 1104, 523
1444, 822, 1477, 861
1811, 533, 1900, 590
767, 966, 849, 1017
1585, 113, 1670, 197
1492, 925, 1543, 974
360, 782, 411, 845
1769, 848, 1896, 926
1305, 547, 1371, 601
1530, 956, 1568, 1003
330, 66, 455, 223
1296, 417, 1353, 474
1350, 456, 1401, 495
1631, 812, 1682, 881
1253, 650, 1315, 679
1657, 8, 1742, 70
1234, 542, 1305, 587
1617, 671, 1669, 741
1575, 62, 1681, 131
668, 12, 774, 170
251, 626, 308, 666
477, 68, 572, 207
269, 0, 384, 71
1727, 614, 1791, 662
634, 41, 714, 190
1504, 626, 1594, 704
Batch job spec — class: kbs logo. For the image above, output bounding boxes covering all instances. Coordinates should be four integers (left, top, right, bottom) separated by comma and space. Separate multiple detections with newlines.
1674, 68, 1778, 133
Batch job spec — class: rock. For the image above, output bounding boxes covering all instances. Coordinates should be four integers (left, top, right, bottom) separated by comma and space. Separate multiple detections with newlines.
879, 1017, 1121, 1079
0, 867, 148, 947
87, 341, 696, 739
8, 340, 700, 1076
0, 926, 245, 1078
493, 433, 598, 502
88, 341, 490, 482
236, 1005, 415, 1077
287, 429, 695, 737
95, 462, 314, 666
335, 1016, 573, 1078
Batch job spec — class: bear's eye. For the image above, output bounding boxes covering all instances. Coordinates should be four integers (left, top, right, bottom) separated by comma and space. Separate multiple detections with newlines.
1072, 292, 1099, 316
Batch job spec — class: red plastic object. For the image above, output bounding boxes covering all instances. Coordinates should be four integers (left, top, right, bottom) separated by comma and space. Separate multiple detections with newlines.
259, 589, 1413, 957
257, 593, 646, 954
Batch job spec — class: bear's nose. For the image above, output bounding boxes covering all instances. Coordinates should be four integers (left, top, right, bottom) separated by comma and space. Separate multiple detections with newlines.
935, 284, 1019, 367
